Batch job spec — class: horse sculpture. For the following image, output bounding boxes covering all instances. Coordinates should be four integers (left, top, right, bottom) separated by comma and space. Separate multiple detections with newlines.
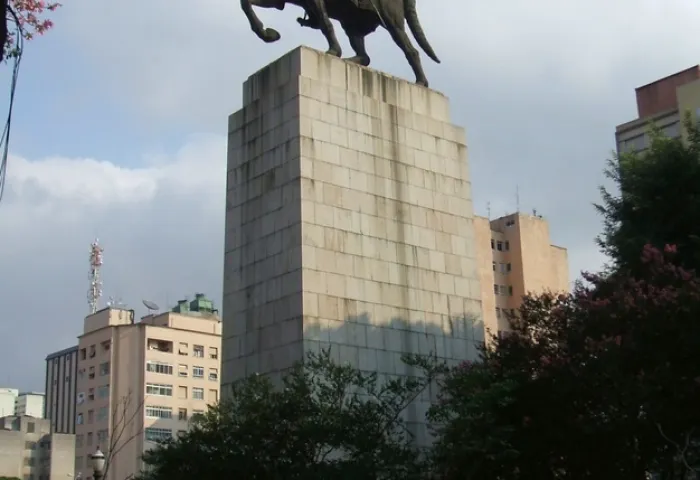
239, 0, 440, 87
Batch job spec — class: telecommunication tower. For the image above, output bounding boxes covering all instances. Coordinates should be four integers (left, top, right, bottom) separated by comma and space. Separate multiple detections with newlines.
88, 239, 104, 314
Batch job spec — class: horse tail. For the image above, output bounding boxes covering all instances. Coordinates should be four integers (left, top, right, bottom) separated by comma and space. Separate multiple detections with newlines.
403, 0, 440, 63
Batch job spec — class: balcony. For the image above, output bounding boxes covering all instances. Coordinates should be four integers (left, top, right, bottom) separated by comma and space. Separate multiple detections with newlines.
147, 339, 174, 353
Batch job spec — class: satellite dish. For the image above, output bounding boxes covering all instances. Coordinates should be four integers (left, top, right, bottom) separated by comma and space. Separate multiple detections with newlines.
142, 300, 159, 313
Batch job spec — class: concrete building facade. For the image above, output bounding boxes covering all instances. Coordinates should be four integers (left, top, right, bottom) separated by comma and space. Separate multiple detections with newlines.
72, 295, 221, 480
616, 65, 700, 154
0, 388, 18, 417
16, 393, 46, 419
0, 414, 74, 480
45, 346, 79, 434
223, 47, 484, 445
474, 213, 569, 339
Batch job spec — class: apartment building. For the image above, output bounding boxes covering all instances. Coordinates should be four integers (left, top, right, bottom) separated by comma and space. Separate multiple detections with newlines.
73, 294, 222, 480
15, 392, 45, 418
0, 414, 74, 480
45, 346, 79, 434
475, 212, 569, 339
0, 388, 18, 417
616, 65, 700, 154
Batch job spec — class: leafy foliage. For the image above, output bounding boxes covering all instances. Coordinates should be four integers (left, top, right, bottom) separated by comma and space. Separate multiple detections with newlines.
596, 114, 700, 275
137, 349, 442, 480
428, 245, 700, 479
3, 0, 60, 60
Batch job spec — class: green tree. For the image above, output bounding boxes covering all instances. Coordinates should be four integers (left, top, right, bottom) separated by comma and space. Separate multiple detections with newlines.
428, 245, 700, 480
136, 349, 441, 480
596, 115, 700, 275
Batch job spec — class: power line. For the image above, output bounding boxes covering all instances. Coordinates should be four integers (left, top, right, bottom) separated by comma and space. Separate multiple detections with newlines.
0, 5, 25, 204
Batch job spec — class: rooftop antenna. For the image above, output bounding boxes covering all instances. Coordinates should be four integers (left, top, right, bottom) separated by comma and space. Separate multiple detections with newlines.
486, 201, 491, 219
87, 239, 104, 314
516, 185, 520, 213
142, 300, 160, 315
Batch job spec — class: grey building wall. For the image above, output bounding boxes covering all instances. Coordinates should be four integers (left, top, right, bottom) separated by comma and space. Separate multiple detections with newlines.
45, 346, 78, 434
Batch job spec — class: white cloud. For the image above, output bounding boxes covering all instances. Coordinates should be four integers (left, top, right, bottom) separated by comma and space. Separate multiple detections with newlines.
0, 135, 226, 391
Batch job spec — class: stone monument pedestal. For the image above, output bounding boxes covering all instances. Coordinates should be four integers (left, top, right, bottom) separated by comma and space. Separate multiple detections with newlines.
222, 47, 483, 444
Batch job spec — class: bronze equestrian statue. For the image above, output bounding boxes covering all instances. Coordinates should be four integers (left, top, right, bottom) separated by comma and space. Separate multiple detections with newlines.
239, 0, 440, 87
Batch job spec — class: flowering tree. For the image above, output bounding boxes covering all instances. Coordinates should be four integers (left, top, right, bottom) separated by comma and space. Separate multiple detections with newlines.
3, 0, 60, 61
428, 245, 700, 479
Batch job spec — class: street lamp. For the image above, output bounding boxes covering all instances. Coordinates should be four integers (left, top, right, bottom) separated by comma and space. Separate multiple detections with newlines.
91, 448, 105, 480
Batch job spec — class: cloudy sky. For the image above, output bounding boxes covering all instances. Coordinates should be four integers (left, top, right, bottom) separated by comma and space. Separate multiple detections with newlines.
0, 0, 698, 392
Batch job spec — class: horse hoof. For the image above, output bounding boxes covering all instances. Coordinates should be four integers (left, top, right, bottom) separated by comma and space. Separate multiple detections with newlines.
262, 28, 281, 43
416, 79, 429, 88
326, 48, 342, 58
346, 55, 370, 67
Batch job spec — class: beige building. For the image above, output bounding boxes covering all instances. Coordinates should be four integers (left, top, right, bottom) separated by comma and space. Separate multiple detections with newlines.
475, 212, 569, 339
0, 414, 75, 480
616, 65, 700, 153
73, 294, 222, 480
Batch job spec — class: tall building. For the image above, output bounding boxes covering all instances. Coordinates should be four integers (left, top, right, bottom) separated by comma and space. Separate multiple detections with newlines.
0, 414, 75, 480
475, 212, 569, 338
0, 388, 18, 417
73, 294, 221, 480
616, 65, 700, 154
15, 392, 46, 418
45, 346, 79, 434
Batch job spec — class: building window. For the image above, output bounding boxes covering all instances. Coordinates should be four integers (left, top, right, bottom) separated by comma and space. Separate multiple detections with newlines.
178, 408, 188, 421
193, 345, 204, 358
27, 422, 35, 433
88, 366, 95, 379
208, 368, 218, 381
209, 389, 218, 403
493, 284, 498, 295
491, 261, 496, 272
145, 405, 173, 419
146, 361, 174, 376
97, 429, 108, 443
87, 432, 93, 446
505, 219, 515, 227
80, 348, 86, 360
495, 307, 501, 319
146, 384, 173, 397
192, 388, 204, 400
87, 410, 94, 423
98, 385, 110, 399
209, 347, 218, 360
490, 239, 494, 249
77, 413, 84, 425
505, 241, 510, 251
192, 409, 205, 418
145, 427, 172, 443
99, 362, 110, 376
497, 285, 509, 296
88, 388, 95, 401
97, 406, 108, 422
193, 366, 204, 378
498, 263, 512, 274
178, 386, 188, 399
101, 340, 111, 351
89, 345, 96, 358
178, 364, 188, 377
508, 286, 513, 296
178, 343, 188, 356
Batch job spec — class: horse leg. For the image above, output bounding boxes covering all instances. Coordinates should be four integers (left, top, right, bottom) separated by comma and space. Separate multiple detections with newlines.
306, 0, 342, 57
343, 28, 370, 66
381, 10, 428, 87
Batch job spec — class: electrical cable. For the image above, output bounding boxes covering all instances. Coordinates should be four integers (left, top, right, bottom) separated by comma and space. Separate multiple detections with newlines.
0, 5, 24, 204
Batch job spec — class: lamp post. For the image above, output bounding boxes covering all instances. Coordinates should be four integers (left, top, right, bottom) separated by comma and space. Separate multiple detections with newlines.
91, 448, 105, 480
